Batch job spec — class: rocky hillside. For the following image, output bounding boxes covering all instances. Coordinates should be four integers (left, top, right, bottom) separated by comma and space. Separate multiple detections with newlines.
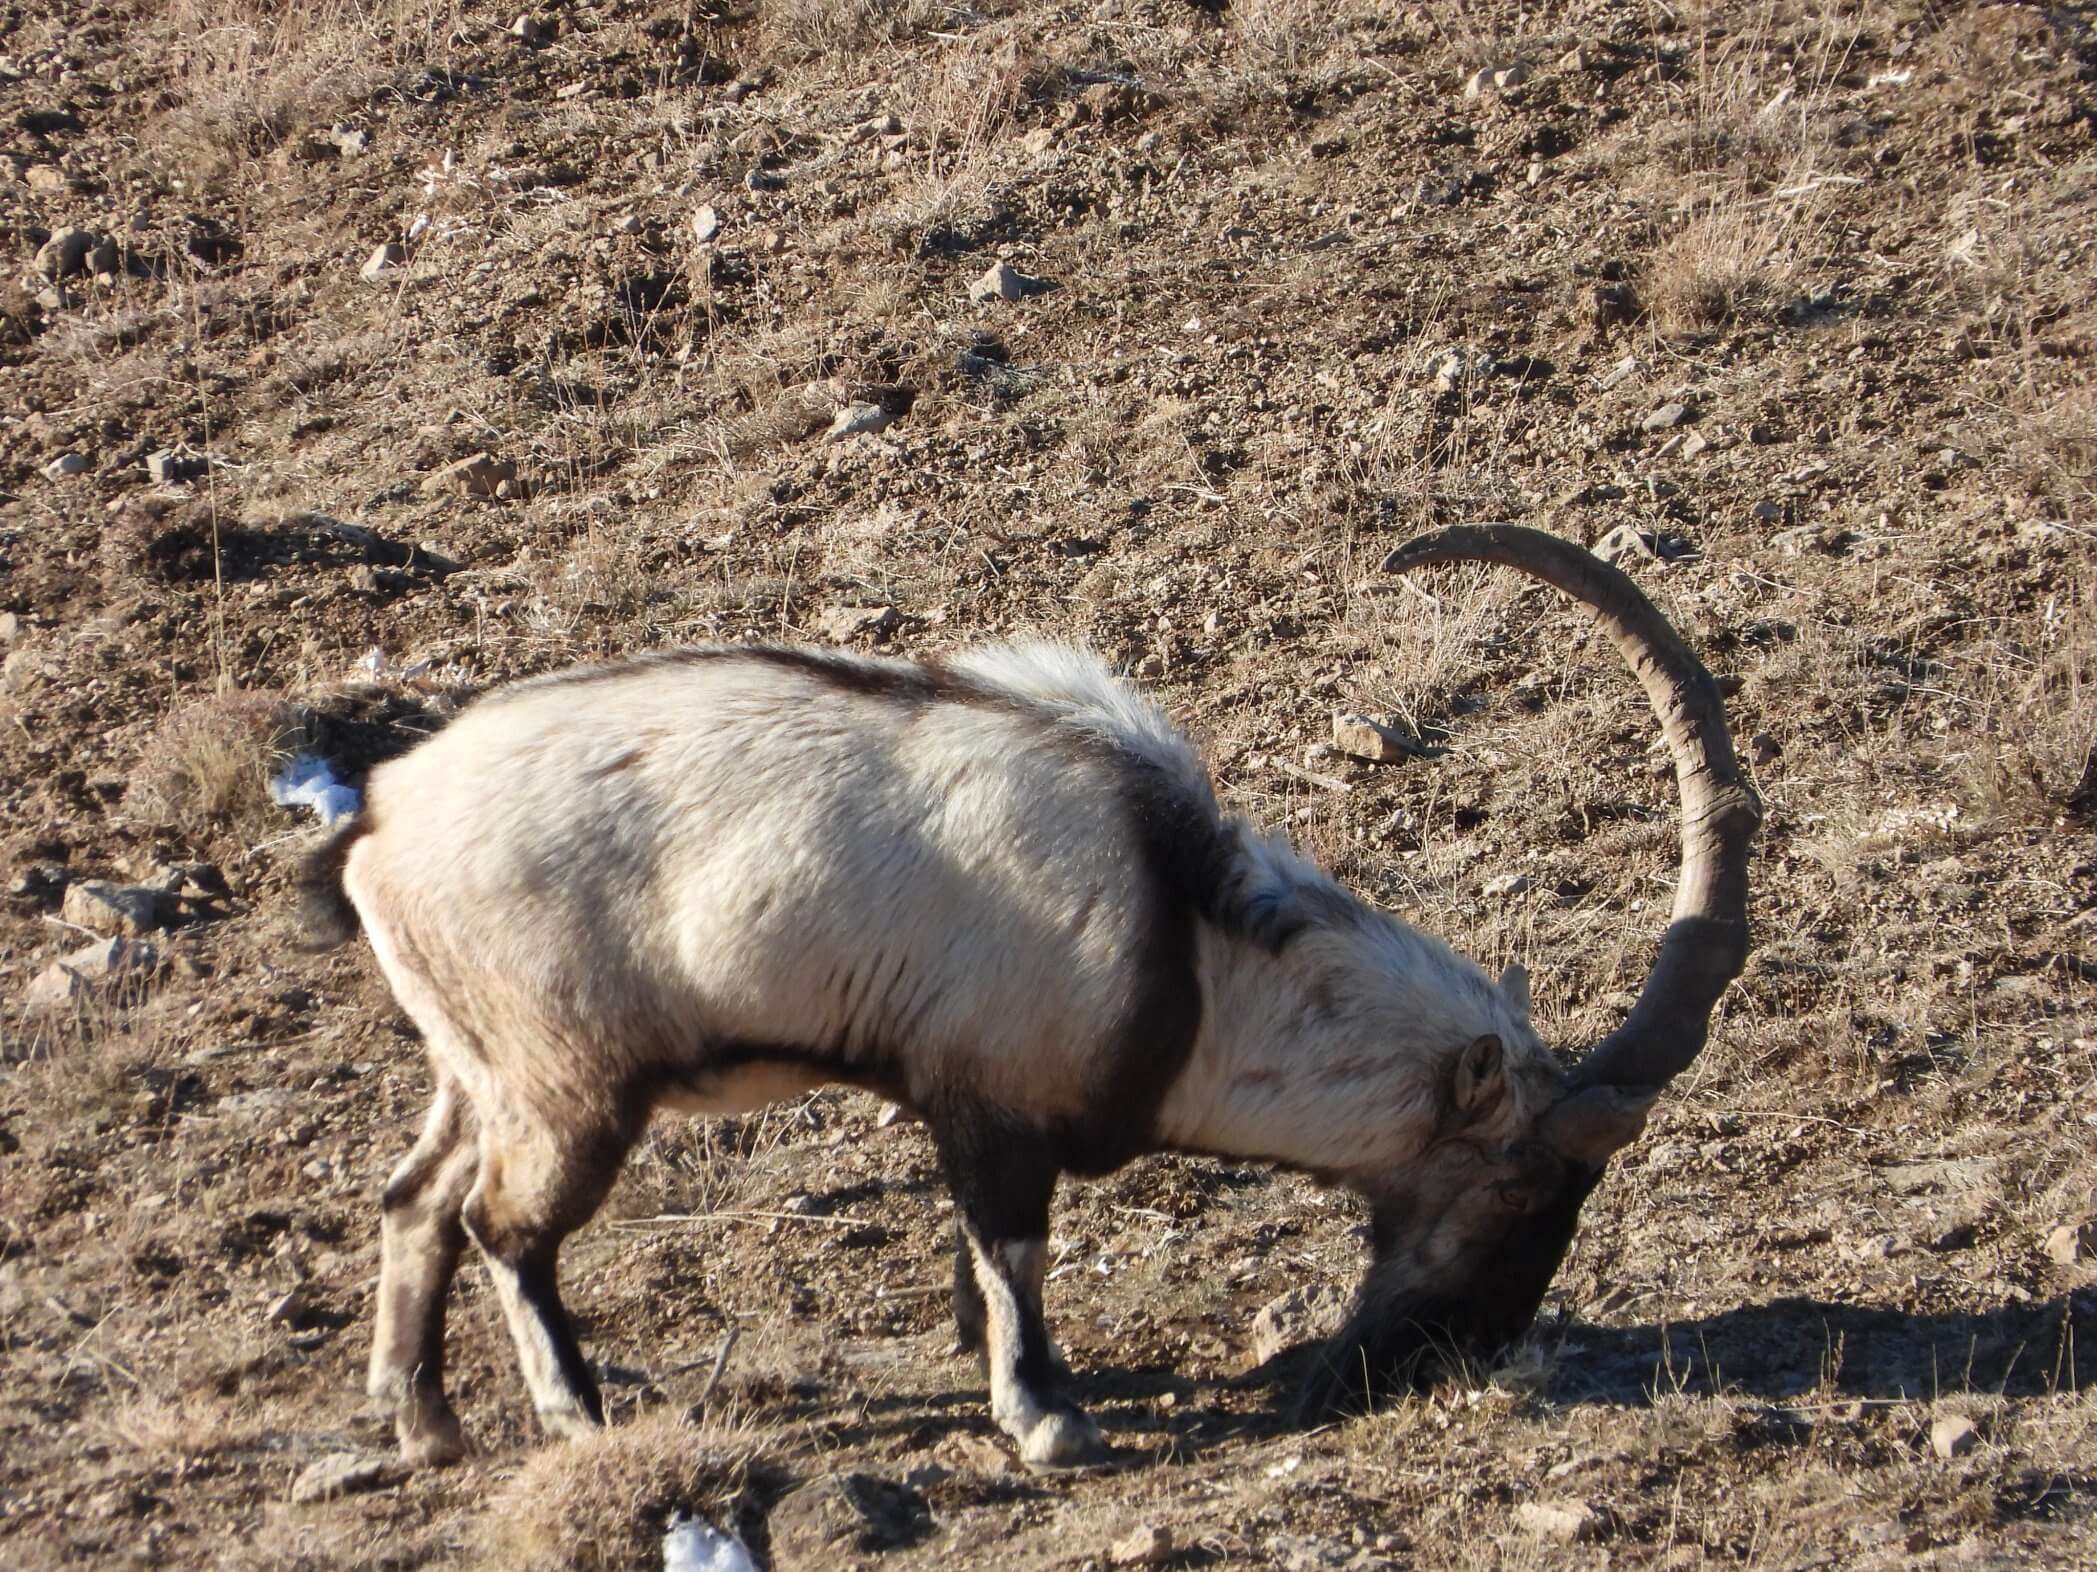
1, 0, 2092, 1567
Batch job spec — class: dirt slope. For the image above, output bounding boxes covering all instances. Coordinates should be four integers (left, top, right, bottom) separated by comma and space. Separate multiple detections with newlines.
1, 0, 2092, 1566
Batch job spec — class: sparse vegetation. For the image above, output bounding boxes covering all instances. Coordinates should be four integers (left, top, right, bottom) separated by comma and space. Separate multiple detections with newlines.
2, 0, 2092, 1565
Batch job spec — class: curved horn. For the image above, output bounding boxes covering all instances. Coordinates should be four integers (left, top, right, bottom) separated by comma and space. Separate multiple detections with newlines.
1382, 524, 1760, 1093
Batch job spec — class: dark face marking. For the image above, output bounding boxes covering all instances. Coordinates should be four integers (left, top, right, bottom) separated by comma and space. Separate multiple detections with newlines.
1297, 1159, 1606, 1421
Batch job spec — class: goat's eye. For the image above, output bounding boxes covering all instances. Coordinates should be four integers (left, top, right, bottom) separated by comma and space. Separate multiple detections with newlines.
1494, 1180, 1537, 1212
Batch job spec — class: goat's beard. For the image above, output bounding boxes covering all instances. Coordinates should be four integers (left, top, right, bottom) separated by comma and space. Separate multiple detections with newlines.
1292, 1166, 1606, 1424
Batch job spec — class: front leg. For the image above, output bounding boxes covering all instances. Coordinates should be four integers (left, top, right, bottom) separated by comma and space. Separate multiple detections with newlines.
932, 1111, 1102, 1469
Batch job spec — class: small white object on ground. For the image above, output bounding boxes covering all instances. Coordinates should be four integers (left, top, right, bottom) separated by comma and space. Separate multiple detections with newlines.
661, 1514, 757, 1572
272, 755, 361, 826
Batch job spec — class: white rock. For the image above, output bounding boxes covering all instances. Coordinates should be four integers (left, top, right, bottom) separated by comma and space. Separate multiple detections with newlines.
1483, 872, 1534, 898
1598, 354, 1639, 390
1643, 401, 1691, 431
691, 204, 720, 243
511, 13, 548, 44
1594, 524, 1659, 566
1931, 1414, 1978, 1460
44, 453, 88, 479
1494, 63, 1530, 90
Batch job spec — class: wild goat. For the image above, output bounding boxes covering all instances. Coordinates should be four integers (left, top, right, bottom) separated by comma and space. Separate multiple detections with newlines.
301, 524, 1757, 1469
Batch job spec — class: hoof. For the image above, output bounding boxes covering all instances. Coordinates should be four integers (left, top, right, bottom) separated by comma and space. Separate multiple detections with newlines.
397, 1406, 467, 1468
1018, 1408, 1106, 1470
536, 1402, 604, 1443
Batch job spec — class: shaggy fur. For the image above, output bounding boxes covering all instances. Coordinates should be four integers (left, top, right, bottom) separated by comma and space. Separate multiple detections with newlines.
320, 640, 1560, 1467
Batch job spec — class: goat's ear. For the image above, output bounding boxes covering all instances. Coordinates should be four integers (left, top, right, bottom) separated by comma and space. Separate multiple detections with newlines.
1452, 1034, 1505, 1117
1498, 963, 1532, 1020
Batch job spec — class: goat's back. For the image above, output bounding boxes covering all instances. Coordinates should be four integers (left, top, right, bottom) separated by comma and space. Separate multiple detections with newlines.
342, 645, 1216, 1124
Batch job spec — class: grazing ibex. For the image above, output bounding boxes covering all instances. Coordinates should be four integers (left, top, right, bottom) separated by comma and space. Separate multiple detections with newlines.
302, 524, 1756, 1469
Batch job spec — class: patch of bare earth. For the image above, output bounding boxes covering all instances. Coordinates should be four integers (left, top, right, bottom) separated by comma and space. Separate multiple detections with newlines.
2, 0, 2092, 1566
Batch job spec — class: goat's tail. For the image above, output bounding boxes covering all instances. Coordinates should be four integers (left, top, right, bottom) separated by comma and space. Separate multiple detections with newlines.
295, 813, 371, 951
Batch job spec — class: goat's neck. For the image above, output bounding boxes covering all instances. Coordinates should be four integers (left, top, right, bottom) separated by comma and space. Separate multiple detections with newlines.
1154, 923, 1435, 1180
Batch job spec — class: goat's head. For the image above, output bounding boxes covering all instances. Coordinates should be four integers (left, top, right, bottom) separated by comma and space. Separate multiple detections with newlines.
1300, 524, 1761, 1420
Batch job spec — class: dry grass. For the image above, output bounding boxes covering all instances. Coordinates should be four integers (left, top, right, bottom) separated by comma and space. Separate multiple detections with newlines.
1645, 199, 1808, 335
473, 1416, 776, 1572
152, 0, 458, 174
124, 689, 308, 841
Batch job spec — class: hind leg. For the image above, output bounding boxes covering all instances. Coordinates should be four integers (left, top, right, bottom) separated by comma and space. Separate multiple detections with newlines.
368, 1071, 479, 1466
461, 1106, 637, 1440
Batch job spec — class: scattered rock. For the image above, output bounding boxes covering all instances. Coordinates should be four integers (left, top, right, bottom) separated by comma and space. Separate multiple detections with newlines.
1423, 345, 1497, 392
1331, 712, 1412, 764
144, 448, 206, 485
510, 13, 548, 45
1248, 1282, 1349, 1365
1751, 499, 1786, 524
290, 1453, 402, 1504
34, 227, 94, 279
767, 1473, 928, 1562
1750, 732, 1781, 766
826, 403, 898, 443
61, 880, 169, 937
1678, 429, 1711, 459
0, 613, 18, 643
1494, 63, 1530, 90
817, 605, 900, 642
420, 452, 517, 499
1594, 524, 1659, 566
327, 124, 368, 157
691, 204, 720, 243
969, 260, 1047, 305
1642, 401, 1692, 432
2, 649, 41, 693
1931, 1414, 1978, 1460
1484, 872, 1534, 898
1110, 1523, 1174, 1566
359, 242, 406, 283
1515, 1499, 1598, 1542
1560, 46, 1591, 71
44, 453, 87, 479
266, 1287, 309, 1326
1598, 353, 1639, 390
25, 163, 68, 193
2043, 1218, 2093, 1266
1463, 62, 1528, 97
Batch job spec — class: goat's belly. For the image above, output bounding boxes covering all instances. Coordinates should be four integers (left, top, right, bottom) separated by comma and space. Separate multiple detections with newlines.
653, 1061, 830, 1116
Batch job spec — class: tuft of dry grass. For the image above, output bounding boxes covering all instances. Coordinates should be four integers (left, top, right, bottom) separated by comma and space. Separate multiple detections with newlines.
125, 689, 309, 840
474, 1417, 776, 1572
1645, 200, 1804, 334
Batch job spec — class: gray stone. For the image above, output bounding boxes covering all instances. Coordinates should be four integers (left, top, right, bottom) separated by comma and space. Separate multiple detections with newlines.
290, 1452, 401, 1504
1679, 429, 1711, 459
22, 936, 159, 1010
1248, 1282, 1348, 1365
691, 204, 720, 243
767, 1473, 926, 1561
1598, 353, 1639, 390
145, 449, 189, 484
510, 13, 548, 44
44, 453, 87, 479
61, 880, 169, 936
826, 403, 897, 443
1484, 872, 1534, 898
34, 227, 94, 279
359, 242, 406, 283
1643, 402, 1692, 431
327, 124, 368, 157
1594, 524, 1659, 566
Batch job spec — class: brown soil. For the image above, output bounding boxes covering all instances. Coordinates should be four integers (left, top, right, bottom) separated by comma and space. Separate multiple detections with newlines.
2, 1, 2093, 1567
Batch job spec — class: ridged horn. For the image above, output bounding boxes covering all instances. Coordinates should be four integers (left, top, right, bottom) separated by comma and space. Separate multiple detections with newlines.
1382, 524, 1760, 1097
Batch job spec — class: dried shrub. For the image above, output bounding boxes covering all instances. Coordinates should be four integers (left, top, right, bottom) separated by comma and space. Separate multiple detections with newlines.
1646, 203, 1799, 333
474, 1419, 777, 1572
127, 690, 310, 838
